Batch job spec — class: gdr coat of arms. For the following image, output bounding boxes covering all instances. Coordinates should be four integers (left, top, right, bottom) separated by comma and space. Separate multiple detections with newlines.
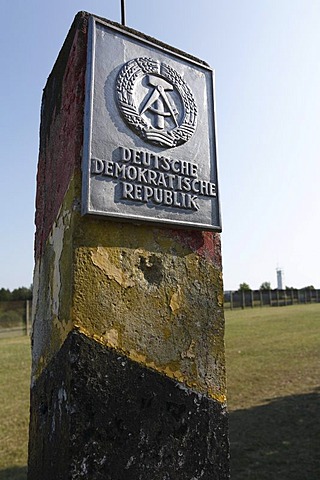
116, 57, 198, 148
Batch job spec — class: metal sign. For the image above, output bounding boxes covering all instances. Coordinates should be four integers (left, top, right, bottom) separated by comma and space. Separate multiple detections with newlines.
82, 16, 222, 231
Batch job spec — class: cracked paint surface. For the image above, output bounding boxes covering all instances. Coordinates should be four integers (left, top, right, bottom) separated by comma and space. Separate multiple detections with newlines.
31, 11, 226, 404
69, 217, 226, 401
31, 168, 81, 380
33, 187, 226, 401
51, 210, 71, 316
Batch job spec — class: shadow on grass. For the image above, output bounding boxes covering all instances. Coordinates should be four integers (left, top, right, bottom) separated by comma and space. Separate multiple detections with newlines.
1, 389, 319, 480
229, 387, 320, 480
0, 466, 27, 480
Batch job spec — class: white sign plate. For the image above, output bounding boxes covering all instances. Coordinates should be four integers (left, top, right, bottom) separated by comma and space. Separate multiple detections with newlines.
82, 16, 222, 231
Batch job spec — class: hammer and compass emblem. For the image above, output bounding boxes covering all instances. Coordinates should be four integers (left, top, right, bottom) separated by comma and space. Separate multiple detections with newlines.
116, 57, 197, 148
140, 75, 179, 130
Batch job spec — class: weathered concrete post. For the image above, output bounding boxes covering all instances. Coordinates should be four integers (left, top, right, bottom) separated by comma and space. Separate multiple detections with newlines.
28, 12, 229, 479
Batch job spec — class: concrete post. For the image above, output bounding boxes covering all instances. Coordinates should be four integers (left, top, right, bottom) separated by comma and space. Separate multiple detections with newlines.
28, 12, 229, 479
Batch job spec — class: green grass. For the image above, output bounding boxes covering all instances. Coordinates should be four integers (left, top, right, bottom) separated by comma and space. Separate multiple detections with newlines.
0, 337, 30, 480
0, 305, 319, 479
225, 304, 320, 479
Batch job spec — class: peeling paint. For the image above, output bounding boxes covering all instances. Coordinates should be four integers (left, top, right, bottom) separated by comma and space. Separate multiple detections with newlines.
32, 82, 226, 405
170, 286, 182, 313
103, 327, 119, 348
53, 316, 73, 343
31, 260, 40, 334
69, 237, 226, 400
181, 340, 196, 359
49, 210, 71, 316
217, 292, 224, 307
91, 247, 134, 287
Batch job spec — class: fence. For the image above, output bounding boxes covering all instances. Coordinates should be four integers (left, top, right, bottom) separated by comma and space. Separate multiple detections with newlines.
224, 288, 320, 310
0, 299, 31, 338
1, 291, 319, 334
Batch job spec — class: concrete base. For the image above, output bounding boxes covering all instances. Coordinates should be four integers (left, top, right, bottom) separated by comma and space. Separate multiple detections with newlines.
28, 331, 229, 480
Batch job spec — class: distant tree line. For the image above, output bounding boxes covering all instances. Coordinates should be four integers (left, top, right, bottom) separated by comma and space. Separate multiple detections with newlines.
0, 286, 32, 301
238, 282, 315, 292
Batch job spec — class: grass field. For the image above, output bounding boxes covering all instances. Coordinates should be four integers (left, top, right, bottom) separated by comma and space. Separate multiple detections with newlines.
0, 337, 30, 480
225, 303, 320, 479
0, 304, 319, 479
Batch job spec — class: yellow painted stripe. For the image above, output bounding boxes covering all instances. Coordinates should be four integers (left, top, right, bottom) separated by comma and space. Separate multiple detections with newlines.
74, 324, 227, 404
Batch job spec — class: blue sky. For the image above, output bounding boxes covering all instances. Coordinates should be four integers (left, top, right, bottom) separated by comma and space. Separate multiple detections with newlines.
1, 0, 319, 291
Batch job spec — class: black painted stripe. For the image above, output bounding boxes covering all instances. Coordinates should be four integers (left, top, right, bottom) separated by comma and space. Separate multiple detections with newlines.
28, 331, 230, 480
